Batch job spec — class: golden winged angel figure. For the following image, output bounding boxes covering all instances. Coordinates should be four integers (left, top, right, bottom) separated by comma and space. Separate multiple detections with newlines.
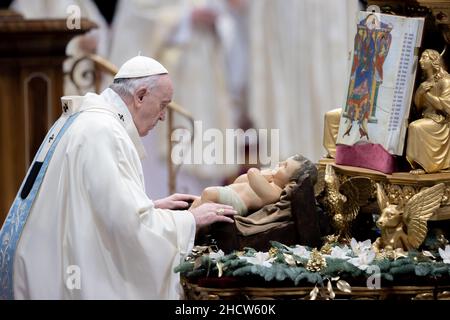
373, 183, 445, 252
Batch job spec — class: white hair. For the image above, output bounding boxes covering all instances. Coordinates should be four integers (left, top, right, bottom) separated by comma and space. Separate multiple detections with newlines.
110, 75, 162, 99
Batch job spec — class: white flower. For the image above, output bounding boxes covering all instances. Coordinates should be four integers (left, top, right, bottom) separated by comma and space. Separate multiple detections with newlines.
349, 250, 376, 270
209, 250, 225, 261
350, 238, 372, 256
439, 245, 450, 264
291, 245, 311, 259
239, 252, 275, 267
328, 245, 351, 260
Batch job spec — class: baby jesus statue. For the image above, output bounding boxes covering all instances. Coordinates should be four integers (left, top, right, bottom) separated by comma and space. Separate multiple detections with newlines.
190, 154, 315, 216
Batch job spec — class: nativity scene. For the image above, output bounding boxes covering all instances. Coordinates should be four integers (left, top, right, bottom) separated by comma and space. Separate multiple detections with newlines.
178, 2, 450, 300
1, 0, 450, 302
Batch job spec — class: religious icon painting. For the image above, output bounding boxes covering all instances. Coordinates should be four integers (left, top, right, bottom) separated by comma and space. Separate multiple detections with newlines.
337, 11, 424, 156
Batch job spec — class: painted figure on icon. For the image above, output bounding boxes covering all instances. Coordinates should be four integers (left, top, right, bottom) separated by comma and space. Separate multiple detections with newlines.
342, 14, 392, 140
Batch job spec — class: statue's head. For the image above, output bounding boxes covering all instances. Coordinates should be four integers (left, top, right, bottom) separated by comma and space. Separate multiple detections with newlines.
270, 155, 317, 188
420, 49, 445, 73
377, 205, 403, 228
289, 154, 318, 184
365, 13, 380, 30
272, 155, 317, 188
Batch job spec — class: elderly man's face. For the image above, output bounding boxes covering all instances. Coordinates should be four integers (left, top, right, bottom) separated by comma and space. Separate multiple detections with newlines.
134, 74, 173, 136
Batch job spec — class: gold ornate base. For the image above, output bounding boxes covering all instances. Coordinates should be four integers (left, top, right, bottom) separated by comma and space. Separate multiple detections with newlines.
182, 278, 450, 300
318, 159, 450, 221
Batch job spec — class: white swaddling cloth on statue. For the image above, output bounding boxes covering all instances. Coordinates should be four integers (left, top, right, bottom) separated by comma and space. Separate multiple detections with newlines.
217, 186, 248, 216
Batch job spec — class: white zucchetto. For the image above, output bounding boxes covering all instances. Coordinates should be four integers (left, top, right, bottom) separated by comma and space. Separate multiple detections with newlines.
114, 56, 168, 80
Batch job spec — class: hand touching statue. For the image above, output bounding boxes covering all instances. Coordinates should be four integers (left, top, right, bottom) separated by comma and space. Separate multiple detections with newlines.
190, 155, 317, 216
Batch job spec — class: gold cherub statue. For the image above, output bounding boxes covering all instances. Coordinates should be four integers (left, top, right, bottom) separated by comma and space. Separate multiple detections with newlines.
406, 49, 450, 173
321, 164, 372, 242
373, 183, 445, 252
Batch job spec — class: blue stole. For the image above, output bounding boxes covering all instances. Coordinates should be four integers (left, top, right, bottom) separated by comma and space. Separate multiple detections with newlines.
0, 111, 80, 300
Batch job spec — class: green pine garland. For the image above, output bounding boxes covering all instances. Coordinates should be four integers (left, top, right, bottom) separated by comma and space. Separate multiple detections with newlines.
175, 241, 450, 287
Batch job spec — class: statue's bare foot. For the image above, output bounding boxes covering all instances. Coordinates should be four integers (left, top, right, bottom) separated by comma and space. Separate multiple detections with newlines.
410, 169, 426, 175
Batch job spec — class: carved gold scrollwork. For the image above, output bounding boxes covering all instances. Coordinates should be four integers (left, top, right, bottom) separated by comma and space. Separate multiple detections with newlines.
442, 186, 450, 205
385, 184, 403, 205
438, 291, 450, 300
182, 280, 221, 300
182, 279, 450, 300
402, 185, 416, 202
414, 290, 450, 300
378, 183, 450, 208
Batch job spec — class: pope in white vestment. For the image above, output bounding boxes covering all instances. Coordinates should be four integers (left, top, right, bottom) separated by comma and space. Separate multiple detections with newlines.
0, 56, 236, 300
12, 88, 196, 299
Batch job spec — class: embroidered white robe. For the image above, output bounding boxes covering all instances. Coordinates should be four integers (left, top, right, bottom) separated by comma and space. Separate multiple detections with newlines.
13, 89, 196, 299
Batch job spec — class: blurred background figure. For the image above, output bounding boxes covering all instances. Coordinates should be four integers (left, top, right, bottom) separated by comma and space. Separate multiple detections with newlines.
108, 0, 250, 198
248, 0, 361, 163
1, 0, 365, 200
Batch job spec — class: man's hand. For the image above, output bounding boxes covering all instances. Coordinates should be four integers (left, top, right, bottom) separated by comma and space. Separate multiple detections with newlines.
154, 193, 200, 210
247, 167, 280, 203
260, 168, 274, 182
188, 203, 237, 231
420, 82, 434, 92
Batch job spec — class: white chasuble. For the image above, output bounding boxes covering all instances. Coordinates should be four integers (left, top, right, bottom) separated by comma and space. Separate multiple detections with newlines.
10, 89, 196, 299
